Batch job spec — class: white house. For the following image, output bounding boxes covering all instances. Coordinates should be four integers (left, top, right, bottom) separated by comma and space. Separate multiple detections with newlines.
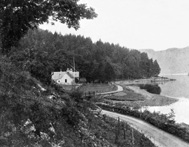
51, 68, 79, 85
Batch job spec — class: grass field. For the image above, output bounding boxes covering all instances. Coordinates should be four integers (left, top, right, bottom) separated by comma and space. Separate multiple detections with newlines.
78, 83, 117, 94
105, 87, 145, 101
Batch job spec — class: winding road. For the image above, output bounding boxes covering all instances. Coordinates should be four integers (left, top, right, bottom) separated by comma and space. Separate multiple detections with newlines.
102, 110, 189, 147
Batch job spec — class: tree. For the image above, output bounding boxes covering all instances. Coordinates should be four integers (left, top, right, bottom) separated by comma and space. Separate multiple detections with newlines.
152, 60, 161, 76
0, 0, 97, 55
104, 61, 116, 82
10, 29, 162, 84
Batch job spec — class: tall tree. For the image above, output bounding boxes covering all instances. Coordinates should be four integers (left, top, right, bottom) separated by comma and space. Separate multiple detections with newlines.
152, 60, 161, 76
0, 0, 97, 55
11, 30, 161, 83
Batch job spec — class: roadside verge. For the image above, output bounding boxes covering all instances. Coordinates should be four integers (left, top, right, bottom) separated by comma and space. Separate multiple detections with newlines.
102, 110, 189, 147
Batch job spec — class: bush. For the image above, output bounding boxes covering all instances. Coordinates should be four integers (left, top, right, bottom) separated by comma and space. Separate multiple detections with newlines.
69, 90, 84, 103
98, 104, 189, 143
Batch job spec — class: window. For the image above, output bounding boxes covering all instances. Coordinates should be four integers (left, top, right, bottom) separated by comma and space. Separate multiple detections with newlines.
65, 79, 67, 83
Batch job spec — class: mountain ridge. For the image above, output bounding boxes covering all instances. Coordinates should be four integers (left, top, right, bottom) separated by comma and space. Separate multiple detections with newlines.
139, 46, 189, 75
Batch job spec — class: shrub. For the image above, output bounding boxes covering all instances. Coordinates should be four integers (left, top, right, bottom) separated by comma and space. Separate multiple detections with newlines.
98, 104, 189, 143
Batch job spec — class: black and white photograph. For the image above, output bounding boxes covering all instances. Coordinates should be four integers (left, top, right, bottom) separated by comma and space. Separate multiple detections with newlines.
1, 0, 189, 146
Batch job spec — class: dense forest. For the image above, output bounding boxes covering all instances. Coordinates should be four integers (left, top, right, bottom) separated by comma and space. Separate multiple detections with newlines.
10, 29, 160, 84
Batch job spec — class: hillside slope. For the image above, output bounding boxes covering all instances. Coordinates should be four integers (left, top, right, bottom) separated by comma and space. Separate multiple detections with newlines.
140, 47, 189, 75
0, 56, 155, 147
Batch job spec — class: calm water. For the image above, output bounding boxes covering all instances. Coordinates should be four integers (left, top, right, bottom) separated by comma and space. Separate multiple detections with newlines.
147, 75, 189, 124
159, 75, 189, 98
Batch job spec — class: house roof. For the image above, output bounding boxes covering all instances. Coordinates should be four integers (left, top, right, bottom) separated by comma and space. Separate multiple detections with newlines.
66, 72, 75, 79
52, 71, 75, 81
52, 72, 66, 80
52, 68, 79, 81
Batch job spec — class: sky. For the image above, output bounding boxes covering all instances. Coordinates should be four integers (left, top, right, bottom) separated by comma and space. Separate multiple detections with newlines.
39, 0, 189, 51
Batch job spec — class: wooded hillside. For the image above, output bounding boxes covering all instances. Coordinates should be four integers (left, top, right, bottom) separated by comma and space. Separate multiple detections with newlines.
10, 29, 161, 84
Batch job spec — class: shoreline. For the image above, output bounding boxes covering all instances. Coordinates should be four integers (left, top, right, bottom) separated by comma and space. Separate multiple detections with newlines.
126, 85, 178, 106
106, 78, 189, 125
116, 76, 176, 85
122, 84, 189, 124
115, 78, 179, 107
125, 84, 189, 125
146, 97, 189, 125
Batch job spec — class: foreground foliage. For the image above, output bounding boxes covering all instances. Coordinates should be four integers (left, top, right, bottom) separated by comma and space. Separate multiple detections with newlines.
0, 57, 156, 147
98, 103, 189, 143
0, 0, 97, 55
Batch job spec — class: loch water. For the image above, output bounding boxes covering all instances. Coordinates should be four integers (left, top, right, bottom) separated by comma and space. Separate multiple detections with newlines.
159, 75, 189, 99
144, 75, 189, 124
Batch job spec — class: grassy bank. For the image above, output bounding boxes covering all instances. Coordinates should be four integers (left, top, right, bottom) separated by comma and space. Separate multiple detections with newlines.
78, 83, 117, 94
104, 84, 177, 108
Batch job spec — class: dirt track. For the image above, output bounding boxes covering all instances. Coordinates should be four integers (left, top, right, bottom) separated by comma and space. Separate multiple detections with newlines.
102, 110, 189, 147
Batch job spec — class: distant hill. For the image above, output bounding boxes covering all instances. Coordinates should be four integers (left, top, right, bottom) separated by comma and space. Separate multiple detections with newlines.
140, 47, 189, 75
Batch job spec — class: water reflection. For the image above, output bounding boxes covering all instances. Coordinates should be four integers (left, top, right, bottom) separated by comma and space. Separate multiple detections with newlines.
152, 80, 172, 85
159, 75, 189, 98
139, 84, 161, 94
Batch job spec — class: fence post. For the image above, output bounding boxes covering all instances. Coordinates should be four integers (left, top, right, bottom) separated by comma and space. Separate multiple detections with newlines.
115, 117, 121, 145
123, 123, 126, 140
132, 128, 134, 145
